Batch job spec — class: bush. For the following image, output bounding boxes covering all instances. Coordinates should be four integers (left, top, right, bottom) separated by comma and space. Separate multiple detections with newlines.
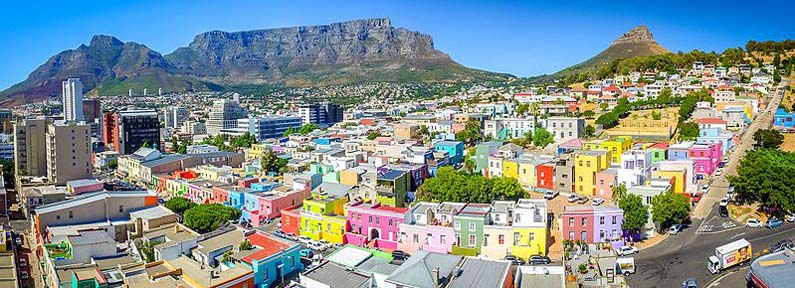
184, 204, 241, 233
164, 197, 196, 214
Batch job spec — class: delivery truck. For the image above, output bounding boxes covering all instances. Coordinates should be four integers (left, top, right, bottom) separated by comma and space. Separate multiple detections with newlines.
707, 238, 752, 274
616, 257, 636, 276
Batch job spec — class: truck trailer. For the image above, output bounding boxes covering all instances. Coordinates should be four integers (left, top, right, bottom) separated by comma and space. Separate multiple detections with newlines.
707, 238, 752, 274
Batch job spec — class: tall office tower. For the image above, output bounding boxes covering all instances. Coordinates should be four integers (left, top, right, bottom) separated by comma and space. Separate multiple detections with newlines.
82, 98, 102, 123
0, 109, 13, 133
62, 78, 84, 121
298, 102, 343, 126
46, 121, 92, 184
163, 107, 188, 129
206, 99, 248, 136
13, 117, 52, 177
102, 110, 161, 155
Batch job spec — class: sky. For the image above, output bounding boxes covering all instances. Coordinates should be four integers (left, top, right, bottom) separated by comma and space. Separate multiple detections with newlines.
2, 0, 794, 90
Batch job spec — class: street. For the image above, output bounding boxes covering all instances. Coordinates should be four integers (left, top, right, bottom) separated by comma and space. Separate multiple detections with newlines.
628, 84, 787, 288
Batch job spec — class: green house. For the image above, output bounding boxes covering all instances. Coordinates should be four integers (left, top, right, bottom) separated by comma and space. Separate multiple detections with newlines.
647, 143, 668, 164
375, 169, 410, 207
453, 203, 492, 254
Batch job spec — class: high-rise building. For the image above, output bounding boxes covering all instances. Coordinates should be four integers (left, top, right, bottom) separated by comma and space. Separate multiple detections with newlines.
46, 121, 92, 184
298, 102, 343, 127
82, 98, 102, 123
182, 121, 207, 136
13, 117, 52, 177
206, 99, 248, 136
0, 109, 13, 133
231, 116, 303, 141
102, 110, 161, 155
163, 107, 188, 129
62, 78, 84, 121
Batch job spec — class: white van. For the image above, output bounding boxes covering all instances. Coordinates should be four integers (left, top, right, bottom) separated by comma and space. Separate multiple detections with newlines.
616, 257, 636, 276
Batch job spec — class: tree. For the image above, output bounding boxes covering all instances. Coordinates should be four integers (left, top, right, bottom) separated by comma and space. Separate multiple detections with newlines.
260, 148, 288, 175
679, 122, 700, 140
753, 129, 784, 149
298, 123, 319, 135
463, 155, 476, 174
650, 192, 690, 230
599, 103, 609, 111
184, 204, 241, 233
618, 193, 648, 233
164, 197, 197, 214
416, 167, 526, 203
176, 139, 190, 154
612, 184, 627, 200
0, 159, 14, 188
584, 124, 596, 138
583, 110, 596, 119
137, 240, 158, 262
532, 127, 554, 148
515, 103, 529, 116
367, 131, 381, 140
239, 239, 251, 250
728, 149, 795, 214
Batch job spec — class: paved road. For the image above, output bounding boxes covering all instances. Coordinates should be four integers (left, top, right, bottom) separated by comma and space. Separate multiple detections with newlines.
628, 85, 787, 288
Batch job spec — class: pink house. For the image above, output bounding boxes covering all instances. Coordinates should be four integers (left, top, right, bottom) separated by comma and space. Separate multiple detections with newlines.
595, 169, 618, 199
397, 202, 463, 254
211, 186, 229, 204
346, 202, 409, 250
688, 142, 722, 176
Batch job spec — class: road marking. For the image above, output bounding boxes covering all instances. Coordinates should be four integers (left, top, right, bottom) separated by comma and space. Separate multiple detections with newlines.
730, 232, 746, 239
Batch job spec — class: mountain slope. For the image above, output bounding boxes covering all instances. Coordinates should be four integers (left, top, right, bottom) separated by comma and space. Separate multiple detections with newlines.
0, 18, 511, 105
556, 26, 669, 77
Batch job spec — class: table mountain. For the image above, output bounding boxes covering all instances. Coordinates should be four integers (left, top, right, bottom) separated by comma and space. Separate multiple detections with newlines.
555, 25, 669, 77
0, 18, 510, 105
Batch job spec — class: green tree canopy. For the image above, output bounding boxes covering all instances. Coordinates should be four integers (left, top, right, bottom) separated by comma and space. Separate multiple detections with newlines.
679, 121, 700, 140
650, 192, 690, 231
416, 167, 527, 203
184, 204, 241, 233
753, 129, 784, 149
260, 148, 288, 175
618, 193, 648, 233
728, 149, 795, 215
164, 197, 197, 214
532, 127, 554, 148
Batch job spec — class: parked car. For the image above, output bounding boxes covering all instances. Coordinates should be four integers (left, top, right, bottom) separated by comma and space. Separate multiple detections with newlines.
285, 233, 298, 241
299, 249, 314, 258
715, 169, 723, 176
786, 214, 795, 223
567, 194, 579, 203
14, 236, 22, 246
544, 190, 559, 200
577, 196, 589, 205
766, 218, 784, 229
317, 240, 332, 250
719, 197, 729, 207
700, 185, 710, 194
682, 278, 698, 288
503, 255, 525, 265
592, 197, 605, 206
273, 230, 287, 238
745, 218, 763, 228
527, 255, 551, 265
668, 224, 684, 235
18, 258, 27, 267
772, 239, 794, 252
20, 271, 28, 279
308, 241, 327, 251
298, 236, 312, 244
616, 246, 639, 256
392, 250, 411, 261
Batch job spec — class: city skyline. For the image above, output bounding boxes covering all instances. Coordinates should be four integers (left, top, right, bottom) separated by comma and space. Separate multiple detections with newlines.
2, 0, 794, 90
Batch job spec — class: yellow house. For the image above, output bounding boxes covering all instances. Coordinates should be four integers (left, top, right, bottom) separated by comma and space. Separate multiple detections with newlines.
511, 199, 548, 258
299, 191, 348, 241
517, 160, 535, 187
321, 215, 348, 243
653, 168, 686, 195
247, 143, 270, 160
502, 159, 519, 180
574, 150, 611, 196
339, 169, 360, 186
585, 136, 633, 163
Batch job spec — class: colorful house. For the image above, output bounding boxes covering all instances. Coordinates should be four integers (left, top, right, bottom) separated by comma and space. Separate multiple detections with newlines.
689, 142, 722, 176
584, 136, 633, 163
346, 202, 409, 250
375, 169, 410, 207
298, 183, 351, 241
562, 206, 625, 249
697, 128, 734, 153
453, 203, 491, 256
595, 168, 618, 199
241, 186, 310, 227
475, 141, 504, 175
774, 108, 795, 128
511, 199, 548, 258
667, 141, 694, 161
279, 205, 301, 235
398, 202, 462, 254
433, 140, 465, 165
536, 162, 555, 192
231, 231, 303, 288
481, 201, 515, 260
574, 150, 611, 196
646, 143, 668, 164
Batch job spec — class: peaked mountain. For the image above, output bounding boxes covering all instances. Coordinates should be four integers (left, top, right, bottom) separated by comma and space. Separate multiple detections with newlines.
555, 25, 669, 77
0, 18, 511, 106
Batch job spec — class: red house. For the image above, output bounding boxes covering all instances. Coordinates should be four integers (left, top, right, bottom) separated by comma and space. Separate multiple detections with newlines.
562, 206, 595, 242
536, 164, 555, 191
280, 205, 302, 235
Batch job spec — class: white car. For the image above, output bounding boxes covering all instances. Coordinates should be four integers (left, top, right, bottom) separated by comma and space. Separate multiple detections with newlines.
701, 185, 710, 194
616, 246, 639, 256
544, 190, 559, 200
317, 239, 331, 250
309, 241, 327, 251
719, 197, 729, 206
298, 236, 312, 244
746, 218, 763, 228
592, 197, 605, 206
715, 169, 723, 176
567, 194, 579, 203
786, 214, 795, 223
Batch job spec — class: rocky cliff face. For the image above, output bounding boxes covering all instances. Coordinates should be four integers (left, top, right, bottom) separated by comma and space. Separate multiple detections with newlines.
611, 25, 657, 46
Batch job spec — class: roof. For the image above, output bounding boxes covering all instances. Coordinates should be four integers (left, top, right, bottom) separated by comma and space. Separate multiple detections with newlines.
558, 138, 584, 149
648, 143, 669, 150
385, 251, 463, 287
66, 179, 102, 188
516, 266, 565, 288
378, 169, 407, 181
313, 182, 353, 198
326, 245, 373, 268
35, 191, 153, 215
196, 229, 245, 255
240, 232, 291, 264
168, 256, 252, 287
129, 205, 175, 220
750, 247, 795, 287
302, 261, 371, 288
447, 258, 511, 288
695, 118, 727, 125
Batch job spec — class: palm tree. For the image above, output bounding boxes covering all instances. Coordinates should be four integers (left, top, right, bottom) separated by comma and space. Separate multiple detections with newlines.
612, 184, 627, 200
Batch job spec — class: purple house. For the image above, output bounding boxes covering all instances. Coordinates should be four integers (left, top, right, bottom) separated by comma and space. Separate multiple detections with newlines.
688, 142, 722, 176
397, 202, 464, 254
562, 205, 625, 249
346, 201, 409, 250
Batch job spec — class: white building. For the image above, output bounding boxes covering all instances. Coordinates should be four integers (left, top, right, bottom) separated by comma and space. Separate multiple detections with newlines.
62, 78, 84, 121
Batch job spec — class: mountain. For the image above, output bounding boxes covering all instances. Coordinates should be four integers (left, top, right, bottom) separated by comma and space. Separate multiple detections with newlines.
0, 18, 511, 105
555, 25, 669, 77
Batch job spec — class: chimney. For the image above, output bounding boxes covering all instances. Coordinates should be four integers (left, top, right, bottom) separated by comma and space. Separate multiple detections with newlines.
432, 266, 440, 284
174, 224, 180, 233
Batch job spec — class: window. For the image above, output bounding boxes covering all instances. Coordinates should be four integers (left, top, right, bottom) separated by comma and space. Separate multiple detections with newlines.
119, 205, 124, 213
529, 232, 535, 243
426, 233, 432, 245
56, 215, 60, 220
582, 218, 587, 226
600, 230, 605, 239
568, 217, 574, 226
600, 217, 605, 225
581, 231, 587, 240
440, 234, 446, 244
375, 217, 380, 224
455, 221, 461, 230
569, 231, 574, 240
369, 216, 373, 223
612, 216, 617, 224
513, 232, 520, 244
587, 161, 591, 168
327, 223, 331, 231
469, 235, 476, 247
69, 211, 73, 219
413, 234, 419, 243
498, 234, 505, 245
468, 223, 475, 231
389, 219, 393, 226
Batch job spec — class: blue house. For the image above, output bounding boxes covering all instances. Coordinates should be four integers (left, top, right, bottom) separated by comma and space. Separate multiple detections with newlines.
696, 128, 734, 153
667, 141, 694, 161
774, 108, 795, 128
225, 187, 251, 210
227, 231, 303, 288
433, 140, 465, 165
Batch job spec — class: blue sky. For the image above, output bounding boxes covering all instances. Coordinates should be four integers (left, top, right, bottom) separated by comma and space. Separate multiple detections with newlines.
2, 0, 794, 89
